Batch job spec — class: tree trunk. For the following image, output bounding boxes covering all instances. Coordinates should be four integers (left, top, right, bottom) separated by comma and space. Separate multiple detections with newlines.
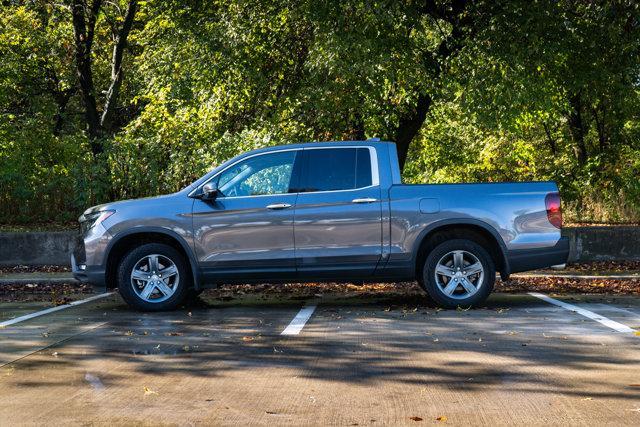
72, 0, 104, 155
591, 104, 607, 152
542, 121, 557, 155
101, 0, 138, 131
394, 94, 432, 171
567, 93, 588, 165
53, 89, 75, 136
351, 110, 366, 140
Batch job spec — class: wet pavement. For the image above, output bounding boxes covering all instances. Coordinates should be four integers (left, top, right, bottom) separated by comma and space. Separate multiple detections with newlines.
1, 290, 639, 425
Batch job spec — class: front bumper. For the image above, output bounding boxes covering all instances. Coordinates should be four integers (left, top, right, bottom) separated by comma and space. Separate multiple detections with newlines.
71, 232, 107, 290
507, 236, 570, 274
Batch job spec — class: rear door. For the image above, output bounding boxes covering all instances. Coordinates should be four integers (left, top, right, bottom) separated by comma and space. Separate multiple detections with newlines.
294, 146, 383, 278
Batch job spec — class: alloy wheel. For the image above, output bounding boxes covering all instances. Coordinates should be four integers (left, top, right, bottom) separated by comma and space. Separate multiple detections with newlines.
434, 250, 484, 299
130, 254, 180, 303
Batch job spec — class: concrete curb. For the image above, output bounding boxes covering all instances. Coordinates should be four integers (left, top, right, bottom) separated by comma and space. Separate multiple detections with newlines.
512, 272, 640, 280
0, 277, 79, 285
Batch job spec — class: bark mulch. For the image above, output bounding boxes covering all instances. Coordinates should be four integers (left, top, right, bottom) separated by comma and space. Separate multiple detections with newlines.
0, 265, 71, 274
1, 263, 639, 304
0, 282, 93, 304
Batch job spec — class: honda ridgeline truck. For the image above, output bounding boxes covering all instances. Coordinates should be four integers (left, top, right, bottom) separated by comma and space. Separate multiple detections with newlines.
73, 140, 569, 311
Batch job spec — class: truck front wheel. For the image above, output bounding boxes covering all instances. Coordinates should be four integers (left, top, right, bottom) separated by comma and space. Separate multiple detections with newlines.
420, 239, 495, 308
117, 243, 191, 311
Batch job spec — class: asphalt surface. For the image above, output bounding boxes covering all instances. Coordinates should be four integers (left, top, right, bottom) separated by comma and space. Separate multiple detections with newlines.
1, 290, 640, 425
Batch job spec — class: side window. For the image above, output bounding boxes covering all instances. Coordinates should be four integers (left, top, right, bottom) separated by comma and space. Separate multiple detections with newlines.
302, 148, 373, 192
216, 151, 298, 197
356, 148, 372, 188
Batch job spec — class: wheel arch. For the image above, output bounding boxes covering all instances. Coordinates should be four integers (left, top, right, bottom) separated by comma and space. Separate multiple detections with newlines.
413, 219, 510, 280
104, 227, 201, 290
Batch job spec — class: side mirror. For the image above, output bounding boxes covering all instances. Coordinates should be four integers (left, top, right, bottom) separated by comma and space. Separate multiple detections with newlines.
201, 182, 218, 200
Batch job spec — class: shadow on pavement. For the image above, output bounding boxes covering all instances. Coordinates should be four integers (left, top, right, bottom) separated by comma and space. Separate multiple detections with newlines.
2, 284, 639, 403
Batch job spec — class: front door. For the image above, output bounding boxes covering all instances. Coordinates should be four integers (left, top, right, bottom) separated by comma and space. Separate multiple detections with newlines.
294, 147, 383, 278
192, 149, 301, 282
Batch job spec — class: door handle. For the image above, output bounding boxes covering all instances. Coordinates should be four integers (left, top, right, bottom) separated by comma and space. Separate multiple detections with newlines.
266, 203, 292, 210
352, 198, 378, 204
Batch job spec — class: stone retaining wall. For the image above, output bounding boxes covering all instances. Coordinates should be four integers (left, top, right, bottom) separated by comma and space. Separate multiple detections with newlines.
0, 226, 638, 266
0, 231, 77, 266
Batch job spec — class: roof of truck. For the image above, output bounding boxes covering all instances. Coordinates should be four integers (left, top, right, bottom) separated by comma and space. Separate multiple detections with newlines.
246, 139, 396, 154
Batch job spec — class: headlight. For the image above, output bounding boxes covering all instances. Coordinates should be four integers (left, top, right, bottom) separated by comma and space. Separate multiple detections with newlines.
80, 210, 115, 233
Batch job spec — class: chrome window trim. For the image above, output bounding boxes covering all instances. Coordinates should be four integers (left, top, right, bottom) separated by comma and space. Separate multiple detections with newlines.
189, 145, 380, 199
188, 148, 301, 199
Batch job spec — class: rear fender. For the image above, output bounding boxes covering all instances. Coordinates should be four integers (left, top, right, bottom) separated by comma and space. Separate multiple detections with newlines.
412, 218, 511, 277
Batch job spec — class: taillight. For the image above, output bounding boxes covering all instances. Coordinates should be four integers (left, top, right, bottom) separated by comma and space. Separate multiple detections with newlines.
545, 192, 562, 229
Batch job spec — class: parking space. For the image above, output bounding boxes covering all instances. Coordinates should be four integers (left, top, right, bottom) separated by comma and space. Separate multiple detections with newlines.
1, 289, 639, 425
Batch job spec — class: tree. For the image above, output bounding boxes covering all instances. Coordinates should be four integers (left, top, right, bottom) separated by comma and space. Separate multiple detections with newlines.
1, 0, 639, 224
70, 0, 138, 155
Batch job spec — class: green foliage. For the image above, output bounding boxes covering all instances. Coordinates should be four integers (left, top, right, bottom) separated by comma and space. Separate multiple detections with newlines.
0, 0, 639, 224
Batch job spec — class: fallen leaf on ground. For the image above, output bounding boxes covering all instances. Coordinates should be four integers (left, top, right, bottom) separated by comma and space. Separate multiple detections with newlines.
409, 416, 423, 421
143, 386, 157, 395
436, 416, 448, 422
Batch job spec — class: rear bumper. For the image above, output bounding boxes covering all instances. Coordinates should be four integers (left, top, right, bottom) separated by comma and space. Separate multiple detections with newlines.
507, 237, 570, 274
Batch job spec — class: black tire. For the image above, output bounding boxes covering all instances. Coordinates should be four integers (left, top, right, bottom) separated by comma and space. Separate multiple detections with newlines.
117, 243, 191, 311
419, 239, 495, 309
188, 288, 204, 297
186, 287, 204, 301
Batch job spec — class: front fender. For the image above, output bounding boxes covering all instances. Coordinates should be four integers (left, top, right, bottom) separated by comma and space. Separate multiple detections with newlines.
105, 226, 202, 290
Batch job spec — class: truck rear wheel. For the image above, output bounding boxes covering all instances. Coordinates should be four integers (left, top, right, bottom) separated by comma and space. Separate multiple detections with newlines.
420, 239, 495, 308
117, 243, 191, 311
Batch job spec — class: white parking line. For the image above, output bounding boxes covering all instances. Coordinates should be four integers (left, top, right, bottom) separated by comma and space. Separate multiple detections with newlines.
0, 293, 113, 328
529, 292, 637, 334
281, 304, 317, 335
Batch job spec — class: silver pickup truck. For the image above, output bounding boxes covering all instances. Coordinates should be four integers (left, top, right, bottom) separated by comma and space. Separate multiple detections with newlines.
73, 140, 569, 311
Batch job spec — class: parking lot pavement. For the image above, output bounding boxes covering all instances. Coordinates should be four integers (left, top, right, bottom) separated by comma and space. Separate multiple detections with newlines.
1, 290, 639, 425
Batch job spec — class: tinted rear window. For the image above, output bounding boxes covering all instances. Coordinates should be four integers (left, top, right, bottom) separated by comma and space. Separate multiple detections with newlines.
356, 148, 372, 188
302, 148, 372, 192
